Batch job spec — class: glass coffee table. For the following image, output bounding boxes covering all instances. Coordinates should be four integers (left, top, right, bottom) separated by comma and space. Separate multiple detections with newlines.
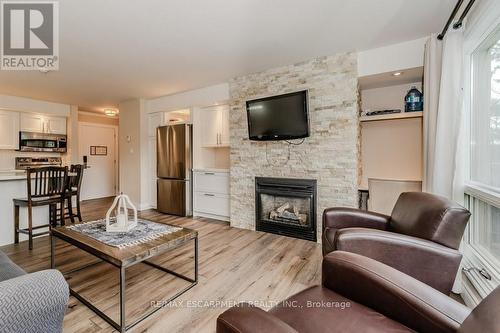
50, 221, 198, 332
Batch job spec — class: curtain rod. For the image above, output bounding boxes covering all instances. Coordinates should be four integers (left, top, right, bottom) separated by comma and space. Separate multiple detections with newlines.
437, 0, 476, 40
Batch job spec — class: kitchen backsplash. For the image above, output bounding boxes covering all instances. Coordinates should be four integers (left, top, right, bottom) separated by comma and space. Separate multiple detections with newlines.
0, 150, 68, 171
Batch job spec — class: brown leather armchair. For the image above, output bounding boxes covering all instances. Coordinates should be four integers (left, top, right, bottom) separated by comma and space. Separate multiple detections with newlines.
322, 192, 470, 294
217, 251, 500, 333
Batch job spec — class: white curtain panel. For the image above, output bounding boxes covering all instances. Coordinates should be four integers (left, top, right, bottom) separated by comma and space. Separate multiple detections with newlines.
426, 29, 465, 198
423, 34, 443, 192
424, 29, 466, 294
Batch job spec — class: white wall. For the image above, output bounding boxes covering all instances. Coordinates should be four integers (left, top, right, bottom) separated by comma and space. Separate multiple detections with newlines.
68, 105, 79, 164
118, 98, 145, 207
0, 94, 70, 116
357, 37, 427, 77
147, 83, 229, 113
139, 103, 149, 209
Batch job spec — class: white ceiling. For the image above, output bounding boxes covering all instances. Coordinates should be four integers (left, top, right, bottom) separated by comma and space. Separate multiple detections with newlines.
0, 0, 454, 112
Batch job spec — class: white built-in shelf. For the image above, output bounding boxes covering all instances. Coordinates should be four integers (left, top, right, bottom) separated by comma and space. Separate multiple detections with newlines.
202, 144, 230, 148
360, 111, 423, 123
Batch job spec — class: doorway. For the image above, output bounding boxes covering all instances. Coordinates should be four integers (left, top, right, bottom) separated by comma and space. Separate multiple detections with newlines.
78, 122, 118, 200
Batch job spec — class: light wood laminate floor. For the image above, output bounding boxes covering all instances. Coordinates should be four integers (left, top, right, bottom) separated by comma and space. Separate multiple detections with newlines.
0, 197, 322, 333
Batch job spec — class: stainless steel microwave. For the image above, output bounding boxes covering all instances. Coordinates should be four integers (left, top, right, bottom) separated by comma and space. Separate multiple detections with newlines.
18, 131, 67, 152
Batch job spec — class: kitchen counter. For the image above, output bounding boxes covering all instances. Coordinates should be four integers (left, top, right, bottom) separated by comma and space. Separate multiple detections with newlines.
0, 170, 52, 246
0, 171, 27, 181
193, 168, 229, 173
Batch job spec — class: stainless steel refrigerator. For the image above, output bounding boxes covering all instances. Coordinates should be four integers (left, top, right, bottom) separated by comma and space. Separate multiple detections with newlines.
157, 124, 192, 216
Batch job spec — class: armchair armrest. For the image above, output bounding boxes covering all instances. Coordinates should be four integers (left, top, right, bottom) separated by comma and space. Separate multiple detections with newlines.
217, 303, 298, 333
0, 270, 69, 333
322, 208, 390, 255
323, 251, 471, 333
322, 207, 390, 231
335, 228, 462, 294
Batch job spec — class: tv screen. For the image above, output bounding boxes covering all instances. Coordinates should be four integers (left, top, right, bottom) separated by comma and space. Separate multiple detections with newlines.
246, 91, 309, 141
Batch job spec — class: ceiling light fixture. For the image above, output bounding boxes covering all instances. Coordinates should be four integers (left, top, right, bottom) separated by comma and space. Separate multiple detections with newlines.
104, 108, 118, 117
392, 72, 403, 76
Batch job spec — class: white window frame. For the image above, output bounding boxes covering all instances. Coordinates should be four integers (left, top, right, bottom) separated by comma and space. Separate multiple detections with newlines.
461, 0, 500, 306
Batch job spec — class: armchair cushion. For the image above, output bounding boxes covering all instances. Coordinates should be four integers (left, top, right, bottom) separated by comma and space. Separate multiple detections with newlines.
217, 303, 298, 333
0, 251, 26, 282
322, 207, 390, 255
458, 285, 500, 333
269, 286, 412, 333
335, 228, 463, 294
390, 192, 470, 249
323, 207, 390, 231
323, 251, 471, 333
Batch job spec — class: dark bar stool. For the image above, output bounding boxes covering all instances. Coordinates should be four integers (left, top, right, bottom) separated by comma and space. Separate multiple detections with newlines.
64, 164, 84, 223
13, 166, 68, 250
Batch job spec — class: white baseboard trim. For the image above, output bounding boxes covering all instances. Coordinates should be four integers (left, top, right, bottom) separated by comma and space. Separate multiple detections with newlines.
193, 211, 230, 222
138, 203, 153, 211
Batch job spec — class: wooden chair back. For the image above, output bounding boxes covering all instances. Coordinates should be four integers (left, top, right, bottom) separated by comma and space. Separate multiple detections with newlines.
68, 164, 84, 193
27, 166, 68, 199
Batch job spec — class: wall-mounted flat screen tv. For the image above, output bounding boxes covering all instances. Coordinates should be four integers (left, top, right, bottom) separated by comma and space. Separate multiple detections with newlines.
246, 90, 309, 141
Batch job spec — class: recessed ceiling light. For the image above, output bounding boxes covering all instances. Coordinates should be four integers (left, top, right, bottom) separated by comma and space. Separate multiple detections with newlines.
392, 72, 403, 76
104, 108, 118, 117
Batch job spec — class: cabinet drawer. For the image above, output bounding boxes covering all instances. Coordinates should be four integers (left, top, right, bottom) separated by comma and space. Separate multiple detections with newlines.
194, 172, 229, 194
194, 192, 229, 217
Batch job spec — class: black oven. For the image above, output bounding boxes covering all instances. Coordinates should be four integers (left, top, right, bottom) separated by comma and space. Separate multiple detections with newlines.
19, 131, 67, 152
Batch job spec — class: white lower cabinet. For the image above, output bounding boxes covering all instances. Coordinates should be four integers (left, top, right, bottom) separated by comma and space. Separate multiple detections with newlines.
194, 192, 230, 217
194, 171, 229, 194
193, 170, 230, 221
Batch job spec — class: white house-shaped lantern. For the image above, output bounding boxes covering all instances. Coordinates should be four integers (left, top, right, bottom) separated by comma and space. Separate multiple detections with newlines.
106, 193, 138, 232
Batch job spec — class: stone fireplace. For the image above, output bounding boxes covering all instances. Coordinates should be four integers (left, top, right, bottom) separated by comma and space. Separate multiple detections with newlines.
255, 177, 317, 241
229, 53, 359, 242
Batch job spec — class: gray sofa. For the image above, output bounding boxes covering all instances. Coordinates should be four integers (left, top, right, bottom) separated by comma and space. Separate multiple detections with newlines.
0, 250, 68, 333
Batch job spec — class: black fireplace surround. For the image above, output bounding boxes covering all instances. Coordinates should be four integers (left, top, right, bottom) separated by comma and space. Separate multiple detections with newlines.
255, 177, 317, 242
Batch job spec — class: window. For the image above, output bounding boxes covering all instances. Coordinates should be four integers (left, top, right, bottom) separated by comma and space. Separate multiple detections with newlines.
463, 23, 500, 301
471, 29, 500, 189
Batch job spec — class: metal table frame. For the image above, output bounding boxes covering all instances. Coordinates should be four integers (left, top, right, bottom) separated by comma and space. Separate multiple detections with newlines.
51, 233, 198, 332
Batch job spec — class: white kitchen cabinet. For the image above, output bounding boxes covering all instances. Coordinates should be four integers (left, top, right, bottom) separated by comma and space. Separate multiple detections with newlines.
194, 192, 230, 218
194, 171, 229, 194
200, 105, 229, 147
193, 170, 230, 221
46, 116, 66, 134
20, 113, 66, 134
20, 113, 44, 132
0, 110, 20, 149
200, 107, 219, 147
